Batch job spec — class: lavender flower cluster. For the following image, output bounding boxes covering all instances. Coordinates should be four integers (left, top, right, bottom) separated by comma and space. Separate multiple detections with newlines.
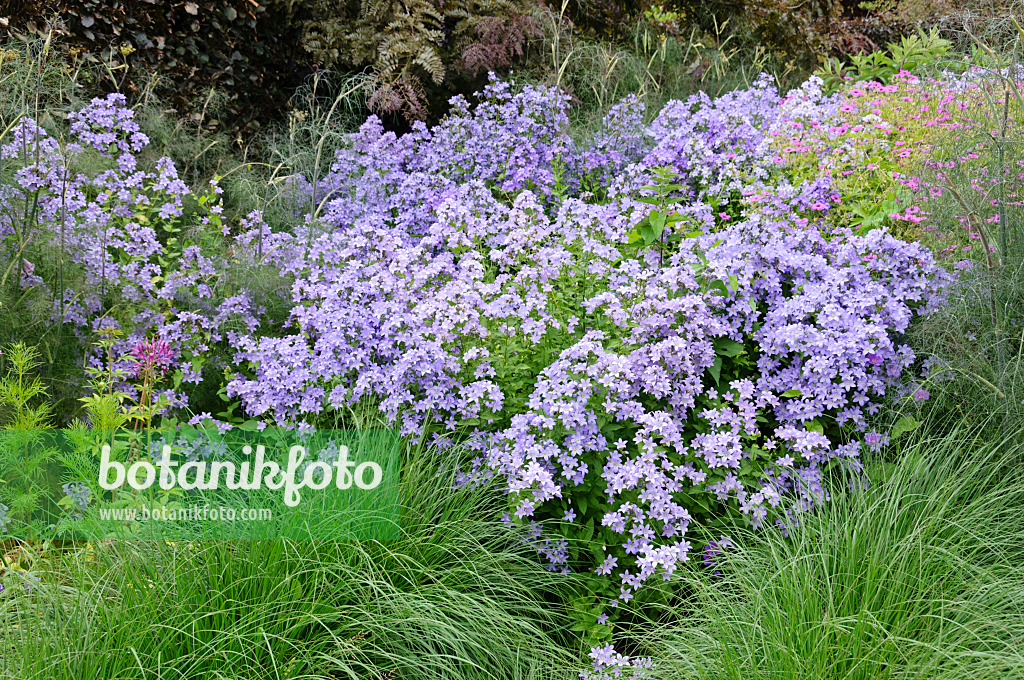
1, 74, 957, 678
0, 94, 266, 407
225, 74, 952, 631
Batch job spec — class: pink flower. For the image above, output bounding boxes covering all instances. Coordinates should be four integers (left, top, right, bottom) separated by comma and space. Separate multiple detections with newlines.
128, 338, 174, 378
20, 259, 36, 286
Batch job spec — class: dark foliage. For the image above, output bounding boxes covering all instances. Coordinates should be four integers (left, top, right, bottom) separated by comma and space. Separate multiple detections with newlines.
2, 0, 312, 133
298, 0, 541, 122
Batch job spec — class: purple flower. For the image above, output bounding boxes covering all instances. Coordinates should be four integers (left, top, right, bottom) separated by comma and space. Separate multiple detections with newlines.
222, 75, 952, 609
2, 72, 957, 628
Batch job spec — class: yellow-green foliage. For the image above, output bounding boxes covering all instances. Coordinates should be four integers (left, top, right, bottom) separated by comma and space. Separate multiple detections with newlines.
773, 73, 1024, 246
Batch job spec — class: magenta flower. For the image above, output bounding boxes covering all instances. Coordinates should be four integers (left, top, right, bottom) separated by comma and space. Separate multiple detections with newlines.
128, 338, 174, 378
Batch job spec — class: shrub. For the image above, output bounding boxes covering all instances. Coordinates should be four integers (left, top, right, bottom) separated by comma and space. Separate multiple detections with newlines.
296, 0, 542, 122
2, 0, 550, 128
2, 0, 310, 134
774, 58, 1024, 440
0, 49, 980, 667
224, 75, 951, 640
0, 93, 277, 417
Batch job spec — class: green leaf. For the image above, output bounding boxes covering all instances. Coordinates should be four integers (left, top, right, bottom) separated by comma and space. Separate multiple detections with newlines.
781, 389, 802, 398
708, 357, 722, 386
805, 419, 824, 435
708, 280, 730, 297
651, 211, 667, 239
891, 416, 922, 441
714, 338, 744, 358
640, 225, 656, 245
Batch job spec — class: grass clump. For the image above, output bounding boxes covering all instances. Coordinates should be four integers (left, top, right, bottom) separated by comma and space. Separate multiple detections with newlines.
0, 449, 581, 680
634, 428, 1024, 680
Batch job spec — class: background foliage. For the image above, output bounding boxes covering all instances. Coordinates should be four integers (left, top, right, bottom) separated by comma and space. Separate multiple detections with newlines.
1, 0, 969, 134
1, 0, 310, 133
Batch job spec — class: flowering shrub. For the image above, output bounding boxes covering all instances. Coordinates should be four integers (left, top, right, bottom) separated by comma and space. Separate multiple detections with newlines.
222, 75, 953, 662
0, 72, 967, 674
0, 94, 270, 414
772, 70, 1024, 251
